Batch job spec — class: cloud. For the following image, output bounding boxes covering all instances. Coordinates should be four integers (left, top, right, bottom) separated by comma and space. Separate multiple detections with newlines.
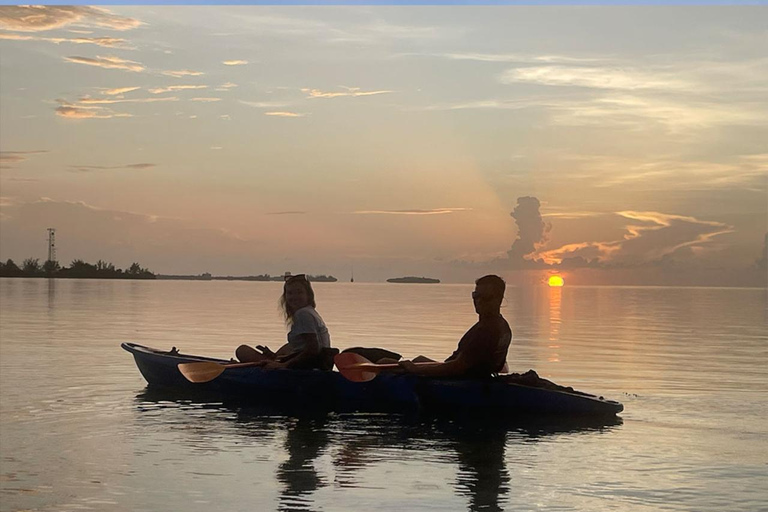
55, 105, 132, 119
507, 197, 551, 265
0, 33, 132, 49
0, 150, 48, 169
559, 154, 768, 190
222, 60, 248, 66
215, 82, 238, 91
240, 100, 290, 108
64, 55, 144, 72
429, 52, 603, 65
499, 65, 693, 91
353, 208, 471, 215
547, 94, 766, 132
0, 6, 141, 33
53, 94, 177, 119
162, 70, 205, 78
264, 112, 306, 117
534, 210, 733, 268
77, 96, 178, 104
149, 85, 208, 94
69, 163, 156, 172
190, 97, 221, 102
302, 87, 392, 99
101, 86, 141, 96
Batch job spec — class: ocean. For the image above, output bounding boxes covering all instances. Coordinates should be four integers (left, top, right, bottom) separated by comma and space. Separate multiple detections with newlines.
1, 278, 766, 511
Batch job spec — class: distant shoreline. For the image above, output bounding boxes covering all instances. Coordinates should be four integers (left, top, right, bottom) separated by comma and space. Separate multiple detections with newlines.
157, 274, 338, 282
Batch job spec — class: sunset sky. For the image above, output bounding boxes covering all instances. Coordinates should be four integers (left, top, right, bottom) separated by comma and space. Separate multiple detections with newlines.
1, 5, 766, 285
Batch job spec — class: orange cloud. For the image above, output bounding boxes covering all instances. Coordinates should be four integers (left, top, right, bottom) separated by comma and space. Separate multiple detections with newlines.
302, 87, 393, 98
55, 105, 132, 119
78, 96, 178, 105
162, 70, 205, 78
101, 86, 141, 96
0, 6, 141, 33
149, 85, 208, 94
0, 32, 131, 48
264, 111, 306, 117
534, 211, 732, 267
64, 55, 144, 72
222, 60, 248, 66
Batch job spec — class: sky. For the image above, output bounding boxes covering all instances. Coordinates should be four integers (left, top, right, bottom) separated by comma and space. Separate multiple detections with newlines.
0, 5, 766, 285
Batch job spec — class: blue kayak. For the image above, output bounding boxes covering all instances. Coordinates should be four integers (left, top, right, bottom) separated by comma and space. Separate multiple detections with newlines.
121, 342, 624, 416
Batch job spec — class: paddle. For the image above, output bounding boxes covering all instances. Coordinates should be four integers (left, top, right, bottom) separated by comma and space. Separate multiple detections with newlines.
333, 352, 440, 382
178, 361, 262, 383
334, 353, 510, 383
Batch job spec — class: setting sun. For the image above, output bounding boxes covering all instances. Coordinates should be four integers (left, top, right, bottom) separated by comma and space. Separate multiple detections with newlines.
548, 275, 565, 287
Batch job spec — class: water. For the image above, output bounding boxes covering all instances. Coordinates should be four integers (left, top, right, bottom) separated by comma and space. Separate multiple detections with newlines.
1, 279, 766, 511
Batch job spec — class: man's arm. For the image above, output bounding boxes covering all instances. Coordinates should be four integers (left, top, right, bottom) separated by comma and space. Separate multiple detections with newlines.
399, 353, 471, 378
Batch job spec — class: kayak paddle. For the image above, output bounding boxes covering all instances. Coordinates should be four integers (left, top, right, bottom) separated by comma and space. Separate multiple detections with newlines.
333, 352, 441, 382
334, 353, 510, 383
178, 361, 261, 383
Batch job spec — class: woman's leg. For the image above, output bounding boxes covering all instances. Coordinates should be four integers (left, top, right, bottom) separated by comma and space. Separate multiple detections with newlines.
235, 345, 272, 363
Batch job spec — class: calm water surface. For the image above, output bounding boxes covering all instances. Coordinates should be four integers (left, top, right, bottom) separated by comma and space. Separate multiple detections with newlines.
1, 279, 766, 511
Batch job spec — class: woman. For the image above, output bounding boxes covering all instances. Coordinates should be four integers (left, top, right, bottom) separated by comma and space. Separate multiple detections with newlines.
235, 274, 333, 370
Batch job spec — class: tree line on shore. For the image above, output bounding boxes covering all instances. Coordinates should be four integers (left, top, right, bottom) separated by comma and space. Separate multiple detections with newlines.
0, 258, 156, 279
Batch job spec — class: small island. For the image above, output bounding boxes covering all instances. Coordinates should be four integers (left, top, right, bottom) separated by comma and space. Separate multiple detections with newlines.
386, 276, 440, 284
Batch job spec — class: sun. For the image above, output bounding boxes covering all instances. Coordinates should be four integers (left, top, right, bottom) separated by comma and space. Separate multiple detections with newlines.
548, 275, 564, 287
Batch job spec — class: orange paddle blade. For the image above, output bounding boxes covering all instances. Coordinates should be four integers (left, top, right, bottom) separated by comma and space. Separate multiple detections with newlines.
178, 361, 260, 383
178, 362, 227, 383
334, 352, 381, 383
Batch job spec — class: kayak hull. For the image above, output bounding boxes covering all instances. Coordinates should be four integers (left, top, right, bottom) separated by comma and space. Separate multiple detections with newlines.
122, 343, 623, 416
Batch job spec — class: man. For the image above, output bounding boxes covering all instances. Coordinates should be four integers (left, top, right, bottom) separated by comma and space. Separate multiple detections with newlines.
399, 274, 512, 378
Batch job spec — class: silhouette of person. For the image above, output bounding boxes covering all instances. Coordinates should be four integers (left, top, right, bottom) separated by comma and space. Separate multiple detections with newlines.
236, 274, 334, 370
397, 275, 512, 378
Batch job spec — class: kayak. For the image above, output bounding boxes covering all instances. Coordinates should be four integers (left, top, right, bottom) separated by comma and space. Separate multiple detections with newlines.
121, 342, 624, 416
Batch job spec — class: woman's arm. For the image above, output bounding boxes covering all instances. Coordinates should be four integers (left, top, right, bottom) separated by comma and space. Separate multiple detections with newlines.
267, 333, 320, 369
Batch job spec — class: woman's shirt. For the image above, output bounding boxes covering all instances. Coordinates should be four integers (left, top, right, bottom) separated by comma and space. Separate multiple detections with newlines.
287, 306, 331, 351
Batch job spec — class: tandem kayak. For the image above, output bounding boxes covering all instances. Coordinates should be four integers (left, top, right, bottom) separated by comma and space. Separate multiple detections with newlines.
121, 342, 624, 416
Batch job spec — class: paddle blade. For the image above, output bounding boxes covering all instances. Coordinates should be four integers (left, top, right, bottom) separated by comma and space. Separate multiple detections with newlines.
334, 352, 378, 383
178, 362, 226, 383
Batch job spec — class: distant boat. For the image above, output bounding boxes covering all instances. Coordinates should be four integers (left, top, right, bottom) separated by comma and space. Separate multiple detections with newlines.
386, 276, 440, 284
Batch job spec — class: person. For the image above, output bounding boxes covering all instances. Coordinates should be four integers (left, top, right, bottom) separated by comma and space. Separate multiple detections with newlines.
235, 274, 333, 370
397, 274, 512, 378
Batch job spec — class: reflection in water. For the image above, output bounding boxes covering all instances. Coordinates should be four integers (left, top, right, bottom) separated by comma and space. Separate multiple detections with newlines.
275, 416, 331, 511
548, 287, 562, 363
135, 389, 622, 511
451, 419, 509, 512
47, 278, 56, 312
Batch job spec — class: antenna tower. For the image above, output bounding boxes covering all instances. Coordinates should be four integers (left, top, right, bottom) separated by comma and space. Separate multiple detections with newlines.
47, 228, 56, 262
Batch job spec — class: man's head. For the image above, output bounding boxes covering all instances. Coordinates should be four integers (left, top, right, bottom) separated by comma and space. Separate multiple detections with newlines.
472, 274, 505, 315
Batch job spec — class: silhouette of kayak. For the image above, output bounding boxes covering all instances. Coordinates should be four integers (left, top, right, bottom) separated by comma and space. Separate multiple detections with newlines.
122, 342, 623, 416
